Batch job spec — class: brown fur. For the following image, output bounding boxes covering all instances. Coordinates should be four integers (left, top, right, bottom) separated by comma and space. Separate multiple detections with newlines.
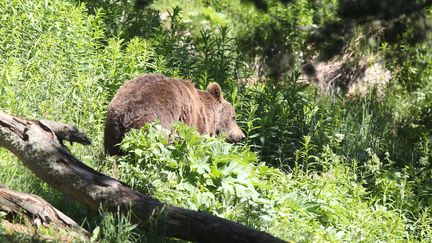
104, 74, 245, 155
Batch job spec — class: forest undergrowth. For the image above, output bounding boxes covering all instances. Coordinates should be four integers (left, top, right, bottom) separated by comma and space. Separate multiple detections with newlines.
0, 0, 431, 241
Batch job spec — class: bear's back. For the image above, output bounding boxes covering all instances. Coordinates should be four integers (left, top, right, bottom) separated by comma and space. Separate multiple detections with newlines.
110, 74, 196, 105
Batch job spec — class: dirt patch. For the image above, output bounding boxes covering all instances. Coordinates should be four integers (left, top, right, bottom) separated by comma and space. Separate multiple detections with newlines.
301, 56, 391, 97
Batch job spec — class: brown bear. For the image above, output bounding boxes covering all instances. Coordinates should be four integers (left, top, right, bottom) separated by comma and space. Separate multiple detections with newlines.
104, 74, 245, 155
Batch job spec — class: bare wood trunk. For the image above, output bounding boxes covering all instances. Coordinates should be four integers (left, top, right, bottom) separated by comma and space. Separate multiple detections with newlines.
0, 111, 285, 243
0, 185, 88, 236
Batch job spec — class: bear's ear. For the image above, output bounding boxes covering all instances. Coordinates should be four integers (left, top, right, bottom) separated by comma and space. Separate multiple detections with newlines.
206, 82, 222, 101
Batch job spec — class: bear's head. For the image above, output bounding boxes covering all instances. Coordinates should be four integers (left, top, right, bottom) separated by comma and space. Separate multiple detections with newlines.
207, 83, 245, 143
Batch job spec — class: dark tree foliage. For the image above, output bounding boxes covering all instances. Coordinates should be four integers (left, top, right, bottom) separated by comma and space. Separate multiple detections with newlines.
307, 21, 352, 61
336, 0, 432, 45
244, 0, 294, 11
315, 0, 431, 59
135, 0, 153, 8
244, 0, 431, 70
339, 0, 432, 21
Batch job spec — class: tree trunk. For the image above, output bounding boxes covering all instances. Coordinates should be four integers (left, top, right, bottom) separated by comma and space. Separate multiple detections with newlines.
0, 111, 285, 243
0, 185, 89, 236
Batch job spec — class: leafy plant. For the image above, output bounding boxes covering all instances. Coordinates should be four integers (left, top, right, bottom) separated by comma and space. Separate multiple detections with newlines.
119, 123, 279, 225
92, 207, 140, 243
116, 123, 409, 241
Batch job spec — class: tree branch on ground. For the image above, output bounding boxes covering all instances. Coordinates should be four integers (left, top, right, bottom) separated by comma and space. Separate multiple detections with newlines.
0, 185, 89, 238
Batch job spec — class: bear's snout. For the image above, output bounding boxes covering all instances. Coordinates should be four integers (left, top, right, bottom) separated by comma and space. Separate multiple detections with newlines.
228, 129, 246, 143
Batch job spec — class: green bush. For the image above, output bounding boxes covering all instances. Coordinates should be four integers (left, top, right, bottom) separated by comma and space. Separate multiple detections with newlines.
116, 123, 409, 241
237, 75, 335, 168
119, 123, 277, 225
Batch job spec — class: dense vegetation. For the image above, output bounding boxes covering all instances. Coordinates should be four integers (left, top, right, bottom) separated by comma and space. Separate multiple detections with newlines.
0, 0, 431, 241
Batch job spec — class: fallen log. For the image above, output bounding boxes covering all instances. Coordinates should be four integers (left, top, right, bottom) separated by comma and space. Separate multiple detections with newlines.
0, 185, 89, 237
0, 111, 285, 243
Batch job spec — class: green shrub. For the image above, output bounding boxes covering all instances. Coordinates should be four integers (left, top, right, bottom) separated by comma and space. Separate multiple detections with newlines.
237, 75, 335, 168
119, 123, 278, 225
116, 123, 409, 241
